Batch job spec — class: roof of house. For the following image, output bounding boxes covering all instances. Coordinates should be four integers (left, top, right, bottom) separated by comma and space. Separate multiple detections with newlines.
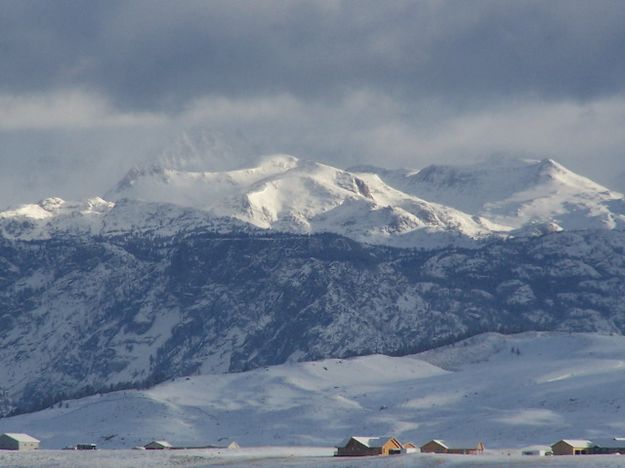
146, 440, 172, 447
554, 439, 593, 448
422, 439, 448, 448
422, 439, 484, 449
591, 438, 625, 449
337, 436, 397, 448
1, 433, 40, 443
521, 445, 551, 452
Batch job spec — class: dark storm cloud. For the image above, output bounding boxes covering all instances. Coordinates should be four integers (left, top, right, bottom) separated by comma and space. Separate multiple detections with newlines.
2, 0, 625, 112
2, 1, 625, 208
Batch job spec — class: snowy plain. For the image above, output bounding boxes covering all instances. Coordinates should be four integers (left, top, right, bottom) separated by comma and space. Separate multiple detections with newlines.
3, 448, 625, 468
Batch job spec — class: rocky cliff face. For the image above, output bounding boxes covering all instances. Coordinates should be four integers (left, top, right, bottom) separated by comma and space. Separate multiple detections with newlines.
2, 228, 625, 415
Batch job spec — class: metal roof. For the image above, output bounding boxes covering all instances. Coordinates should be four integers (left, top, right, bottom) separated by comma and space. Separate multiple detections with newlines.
337, 436, 395, 448
422, 439, 484, 449
146, 440, 172, 447
424, 439, 449, 448
555, 439, 593, 448
1, 433, 40, 443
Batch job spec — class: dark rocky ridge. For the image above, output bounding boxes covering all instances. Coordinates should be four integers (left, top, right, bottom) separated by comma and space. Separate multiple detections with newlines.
1, 229, 625, 415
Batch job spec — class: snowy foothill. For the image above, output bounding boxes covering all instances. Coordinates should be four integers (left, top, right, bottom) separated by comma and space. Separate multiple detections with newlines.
2, 331, 625, 459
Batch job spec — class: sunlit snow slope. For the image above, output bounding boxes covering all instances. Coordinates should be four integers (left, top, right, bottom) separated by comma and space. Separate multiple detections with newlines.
352, 157, 625, 233
2, 155, 624, 247
2, 332, 625, 450
105, 155, 495, 247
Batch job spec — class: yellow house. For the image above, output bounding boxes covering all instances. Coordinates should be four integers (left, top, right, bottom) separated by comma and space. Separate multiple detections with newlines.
551, 439, 593, 455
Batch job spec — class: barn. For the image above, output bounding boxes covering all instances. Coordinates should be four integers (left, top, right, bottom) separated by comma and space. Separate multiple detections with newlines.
551, 439, 593, 455
420, 439, 485, 454
420, 439, 448, 453
335, 436, 403, 456
0, 433, 40, 451
144, 440, 173, 450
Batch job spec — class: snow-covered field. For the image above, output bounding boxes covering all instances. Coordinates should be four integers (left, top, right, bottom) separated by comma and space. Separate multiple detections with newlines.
2, 449, 625, 468
2, 331, 625, 457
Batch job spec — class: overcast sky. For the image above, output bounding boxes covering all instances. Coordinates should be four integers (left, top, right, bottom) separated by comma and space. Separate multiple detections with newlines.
2, 0, 625, 207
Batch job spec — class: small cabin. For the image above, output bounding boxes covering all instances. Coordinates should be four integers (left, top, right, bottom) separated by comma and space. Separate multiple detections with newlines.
420, 439, 485, 454
0, 433, 40, 451
521, 446, 552, 456
551, 439, 593, 455
402, 441, 418, 454
335, 436, 403, 457
144, 440, 173, 450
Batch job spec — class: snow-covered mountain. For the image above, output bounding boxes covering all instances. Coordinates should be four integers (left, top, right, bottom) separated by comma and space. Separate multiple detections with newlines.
2, 155, 625, 420
0, 156, 497, 248
351, 157, 625, 233
2, 227, 625, 417
2, 332, 625, 450
2, 155, 624, 247
104, 155, 498, 247
0, 196, 256, 241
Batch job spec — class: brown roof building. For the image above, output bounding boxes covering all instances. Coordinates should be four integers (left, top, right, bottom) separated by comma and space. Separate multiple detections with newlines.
335, 436, 403, 457
551, 439, 593, 456
420, 439, 485, 454
551, 438, 625, 455
144, 440, 173, 450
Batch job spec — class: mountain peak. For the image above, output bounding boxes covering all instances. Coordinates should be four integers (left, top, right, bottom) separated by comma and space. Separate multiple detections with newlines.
3, 155, 624, 247
39, 197, 66, 211
352, 156, 625, 230
98, 155, 495, 246
536, 157, 566, 175
255, 154, 300, 171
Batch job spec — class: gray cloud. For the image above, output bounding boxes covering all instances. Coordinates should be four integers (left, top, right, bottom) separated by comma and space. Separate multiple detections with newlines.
1, 1, 625, 208
2, 0, 625, 110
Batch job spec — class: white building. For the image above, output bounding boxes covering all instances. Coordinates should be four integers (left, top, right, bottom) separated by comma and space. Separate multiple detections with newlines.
521, 446, 552, 456
0, 433, 40, 451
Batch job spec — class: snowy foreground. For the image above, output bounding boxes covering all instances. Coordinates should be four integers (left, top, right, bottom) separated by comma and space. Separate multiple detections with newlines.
2, 449, 625, 468
2, 332, 625, 462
